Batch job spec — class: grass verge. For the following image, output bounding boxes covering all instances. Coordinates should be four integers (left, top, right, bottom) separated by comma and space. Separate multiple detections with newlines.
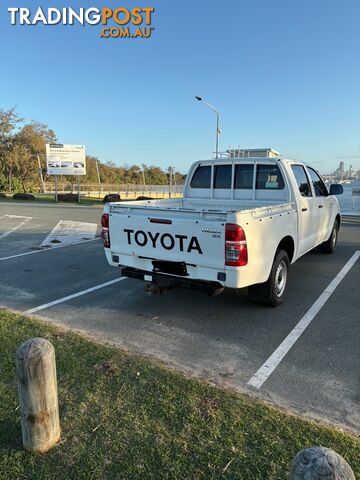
0, 309, 359, 479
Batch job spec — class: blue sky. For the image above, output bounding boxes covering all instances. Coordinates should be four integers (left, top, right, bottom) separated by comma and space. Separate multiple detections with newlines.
1, 0, 359, 173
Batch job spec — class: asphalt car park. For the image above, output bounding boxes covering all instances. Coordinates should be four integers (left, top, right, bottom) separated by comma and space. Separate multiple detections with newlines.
0, 201, 359, 434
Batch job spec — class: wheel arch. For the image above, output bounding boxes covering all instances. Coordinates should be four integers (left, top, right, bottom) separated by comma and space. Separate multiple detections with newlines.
335, 213, 341, 230
277, 236, 295, 263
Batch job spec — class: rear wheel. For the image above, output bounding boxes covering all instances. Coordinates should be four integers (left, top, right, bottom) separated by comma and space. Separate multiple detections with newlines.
248, 249, 289, 306
321, 219, 339, 253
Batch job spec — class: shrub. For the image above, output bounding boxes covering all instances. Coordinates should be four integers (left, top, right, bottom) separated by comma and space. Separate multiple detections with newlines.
13, 193, 35, 200
58, 193, 78, 202
103, 194, 121, 203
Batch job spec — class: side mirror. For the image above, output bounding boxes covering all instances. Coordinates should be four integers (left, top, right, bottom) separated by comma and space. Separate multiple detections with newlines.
329, 184, 343, 195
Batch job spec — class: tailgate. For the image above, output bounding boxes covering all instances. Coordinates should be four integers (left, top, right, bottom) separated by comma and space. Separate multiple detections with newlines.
109, 207, 226, 270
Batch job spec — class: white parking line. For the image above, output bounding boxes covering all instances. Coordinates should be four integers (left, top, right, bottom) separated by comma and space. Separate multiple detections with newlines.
0, 215, 33, 239
26, 277, 126, 314
1, 214, 32, 218
248, 250, 360, 390
40, 220, 98, 247
0, 214, 32, 220
0, 237, 100, 262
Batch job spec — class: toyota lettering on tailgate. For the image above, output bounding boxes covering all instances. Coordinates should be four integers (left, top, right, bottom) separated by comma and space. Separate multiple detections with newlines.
124, 229, 203, 254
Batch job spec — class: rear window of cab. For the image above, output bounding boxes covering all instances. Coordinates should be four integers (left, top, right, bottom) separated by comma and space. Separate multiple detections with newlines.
190, 165, 211, 188
190, 163, 284, 190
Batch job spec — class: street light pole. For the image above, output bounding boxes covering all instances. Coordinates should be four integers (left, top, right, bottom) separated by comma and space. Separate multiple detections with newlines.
195, 96, 220, 159
95, 159, 102, 198
168, 166, 172, 198
141, 164, 146, 186
215, 113, 219, 159
36, 154, 45, 193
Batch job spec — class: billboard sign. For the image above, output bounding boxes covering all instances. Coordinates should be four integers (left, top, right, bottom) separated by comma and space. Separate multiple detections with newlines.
46, 144, 86, 175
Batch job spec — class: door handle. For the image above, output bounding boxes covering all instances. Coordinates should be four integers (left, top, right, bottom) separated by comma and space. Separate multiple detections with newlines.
318, 205, 323, 208
302, 208, 308, 212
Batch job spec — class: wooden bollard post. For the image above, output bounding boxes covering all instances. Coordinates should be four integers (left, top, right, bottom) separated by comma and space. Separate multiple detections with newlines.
290, 446, 355, 479
16, 338, 60, 453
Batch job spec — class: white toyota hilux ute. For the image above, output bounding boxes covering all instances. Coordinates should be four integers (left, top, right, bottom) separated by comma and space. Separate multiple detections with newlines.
101, 156, 343, 306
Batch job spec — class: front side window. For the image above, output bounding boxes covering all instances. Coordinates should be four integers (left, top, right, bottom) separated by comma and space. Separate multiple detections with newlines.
190, 166, 211, 188
214, 165, 232, 189
234, 164, 254, 189
256, 164, 285, 190
291, 165, 312, 197
307, 168, 328, 196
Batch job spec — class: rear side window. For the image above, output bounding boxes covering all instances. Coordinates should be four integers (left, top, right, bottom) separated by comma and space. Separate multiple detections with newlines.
291, 165, 312, 197
256, 164, 285, 190
307, 168, 328, 196
190, 166, 211, 188
234, 164, 254, 189
214, 165, 232, 189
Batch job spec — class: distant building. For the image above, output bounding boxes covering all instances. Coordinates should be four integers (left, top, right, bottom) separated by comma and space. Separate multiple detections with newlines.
331, 161, 359, 180
227, 148, 280, 158
333, 161, 346, 179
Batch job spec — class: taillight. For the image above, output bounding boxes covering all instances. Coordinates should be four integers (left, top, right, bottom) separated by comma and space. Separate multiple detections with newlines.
225, 223, 247, 267
101, 213, 110, 248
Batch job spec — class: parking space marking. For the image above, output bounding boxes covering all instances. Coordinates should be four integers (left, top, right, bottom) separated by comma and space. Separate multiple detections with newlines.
0, 237, 100, 262
0, 214, 32, 219
248, 250, 360, 390
40, 220, 97, 248
25, 277, 126, 314
0, 215, 33, 239
0, 214, 32, 218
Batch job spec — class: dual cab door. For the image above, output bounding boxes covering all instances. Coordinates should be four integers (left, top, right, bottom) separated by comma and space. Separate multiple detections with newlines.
291, 165, 332, 256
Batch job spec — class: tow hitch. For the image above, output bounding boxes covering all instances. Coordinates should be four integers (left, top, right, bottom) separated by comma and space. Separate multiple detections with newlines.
145, 281, 175, 296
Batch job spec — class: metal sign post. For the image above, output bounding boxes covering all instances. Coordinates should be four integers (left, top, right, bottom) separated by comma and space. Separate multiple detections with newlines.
54, 175, 58, 203
77, 176, 81, 203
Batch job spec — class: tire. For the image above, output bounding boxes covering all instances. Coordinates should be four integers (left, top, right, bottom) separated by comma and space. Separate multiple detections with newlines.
321, 219, 339, 254
248, 249, 289, 307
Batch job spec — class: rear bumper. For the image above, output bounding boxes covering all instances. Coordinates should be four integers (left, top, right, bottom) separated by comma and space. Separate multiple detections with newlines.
120, 267, 224, 296
105, 250, 255, 289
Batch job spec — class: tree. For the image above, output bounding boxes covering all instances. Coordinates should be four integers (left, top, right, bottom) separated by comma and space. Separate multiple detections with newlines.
6, 142, 33, 192
84, 155, 100, 184
145, 166, 168, 185
0, 107, 23, 143
0, 107, 23, 191
16, 121, 57, 187
16, 121, 56, 154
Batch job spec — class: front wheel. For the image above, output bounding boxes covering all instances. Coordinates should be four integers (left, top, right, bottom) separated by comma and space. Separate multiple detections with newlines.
320, 219, 339, 253
248, 249, 289, 307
